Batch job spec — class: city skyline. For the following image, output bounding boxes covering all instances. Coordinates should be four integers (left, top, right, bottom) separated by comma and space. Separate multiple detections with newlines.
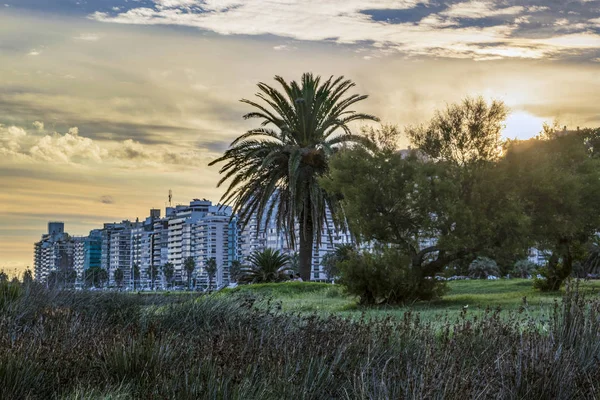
2, 0, 600, 274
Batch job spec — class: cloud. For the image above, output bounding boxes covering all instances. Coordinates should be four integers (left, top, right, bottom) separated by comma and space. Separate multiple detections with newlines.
441, 1, 525, 19
0, 125, 27, 154
100, 195, 115, 204
74, 33, 101, 41
89, 0, 600, 60
32, 121, 44, 131
0, 122, 212, 168
29, 127, 107, 163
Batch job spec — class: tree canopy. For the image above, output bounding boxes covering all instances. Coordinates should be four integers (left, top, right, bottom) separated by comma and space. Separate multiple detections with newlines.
209, 73, 377, 280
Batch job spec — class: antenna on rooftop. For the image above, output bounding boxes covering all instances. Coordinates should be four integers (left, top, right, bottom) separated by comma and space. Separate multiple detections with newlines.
168, 189, 172, 207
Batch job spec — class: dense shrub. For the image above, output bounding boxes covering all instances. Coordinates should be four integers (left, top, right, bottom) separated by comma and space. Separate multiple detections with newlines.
337, 247, 447, 305
2, 282, 600, 399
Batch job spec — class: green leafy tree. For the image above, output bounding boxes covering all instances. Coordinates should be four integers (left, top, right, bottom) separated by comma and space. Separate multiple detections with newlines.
468, 257, 500, 279
321, 244, 354, 280
205, 258, 218, 292
184, 256, 196, 290
240, 248, 291, 284
324, 102, 527, 281
114, 267, 124, 289
406, 96, 508, 166
503, 132, 600, 290
209, 73, 378, 281
229, 260, 242, 283
161, 262, 175, 289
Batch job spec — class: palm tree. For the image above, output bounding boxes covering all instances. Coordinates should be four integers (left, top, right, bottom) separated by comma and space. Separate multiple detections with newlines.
161, 262, 174, 289
229, 260, 242, 283
240, 248, 292, 284
205, 258, 217, 292
511, 259, 537, 278
209, 73, 377, 281
114, 267, 124, 290
184, 256, 196, 290
468, 257, 500, 279
132, 263, 140, 291
149, 264, 159, 290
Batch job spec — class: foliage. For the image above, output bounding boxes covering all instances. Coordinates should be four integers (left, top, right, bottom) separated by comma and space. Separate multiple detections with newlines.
406, 96, 508, 166
183, 257, 196, 289
338, 246, 447, 305
114, 267, 125, 288
161, 263, 175, 288
468, 257, 500, 279
85, 267, 108, 288
324, 121, 528, 279
583, 237, 600, 275
240, 248, 291, 284
0, 271, 8, 283
229, 260, 242, 283
209, 73, 377, 280
2, 281, 600, 398
321, 244, 354, 280
503, 132, 600, 290
511, 259, 537, 278
205, 258, 217, 292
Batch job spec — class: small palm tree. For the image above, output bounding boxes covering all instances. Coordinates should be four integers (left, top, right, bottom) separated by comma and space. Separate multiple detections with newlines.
161, 262, 174, 289
468, 257, 500, 279
241, 248, 292, 284
209, 73, 377, 281
229, 260, 242, 283
184, 256, 196, 290
511, 259, 537, 278
132, 263, 140, 291
114, 267, 124, 289
149, 264, 159, 290
205, 258, 218, 292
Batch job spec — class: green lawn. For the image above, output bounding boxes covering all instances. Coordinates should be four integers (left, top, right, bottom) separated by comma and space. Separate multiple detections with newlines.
223, 279, 600, 324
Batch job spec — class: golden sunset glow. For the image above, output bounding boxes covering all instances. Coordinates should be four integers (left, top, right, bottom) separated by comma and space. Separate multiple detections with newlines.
1, 1, 600, 275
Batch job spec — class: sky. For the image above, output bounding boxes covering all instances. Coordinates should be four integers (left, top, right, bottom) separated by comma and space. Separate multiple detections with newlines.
1, 0, 600, 275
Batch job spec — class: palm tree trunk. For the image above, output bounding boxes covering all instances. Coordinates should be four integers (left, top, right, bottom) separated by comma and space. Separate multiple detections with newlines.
298, 218, 314, 281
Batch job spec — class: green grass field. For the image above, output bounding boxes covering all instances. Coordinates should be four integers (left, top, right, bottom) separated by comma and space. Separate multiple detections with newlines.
224, 279, 600, 323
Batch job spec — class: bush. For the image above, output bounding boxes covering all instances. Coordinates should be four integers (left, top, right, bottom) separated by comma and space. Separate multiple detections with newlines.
337, 247, 447, 305
2, 283, 600, 398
